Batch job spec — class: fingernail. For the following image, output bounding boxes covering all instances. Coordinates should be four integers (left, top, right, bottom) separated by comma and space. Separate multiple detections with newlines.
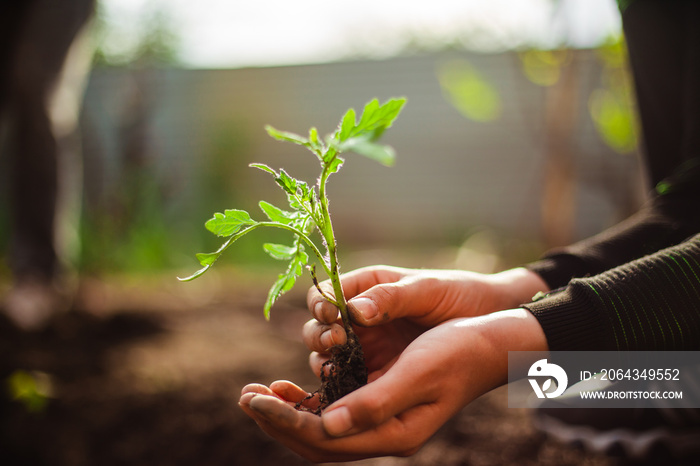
313, 301, 325, 317
239, 392, 257, 407
320, 329, 335, 348
247, 394, 266, 414
249, 396, 296, 426
349, 297, 378, 320
322, 406, 353, 436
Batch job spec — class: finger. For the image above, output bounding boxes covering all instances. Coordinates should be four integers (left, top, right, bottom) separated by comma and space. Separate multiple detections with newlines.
309, 351, 330, 378
347, 274, 448, 326
241, 383, 277, 397
270, 380, 321, 411
239, 384, 280, 421
307, 266, 408, 323
242, 387, 419, 462
269, 380, 309, 403
241, 393, 363, 462
303, 319, 347, 352
339, 265, 409, 297
321, 351, 437, 437
240, 380, 438, 461
307, 281, 340, 323
248, 393, 302, 429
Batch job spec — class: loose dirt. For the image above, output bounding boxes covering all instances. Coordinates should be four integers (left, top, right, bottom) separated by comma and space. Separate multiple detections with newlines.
0, 271, 617, 466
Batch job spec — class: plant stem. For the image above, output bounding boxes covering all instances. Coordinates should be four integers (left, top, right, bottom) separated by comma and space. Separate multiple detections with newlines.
319, 159, 352, 330
257, 223, 329, 271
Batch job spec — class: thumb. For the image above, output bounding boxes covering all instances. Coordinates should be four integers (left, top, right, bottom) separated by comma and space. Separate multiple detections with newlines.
320, 354, 429, 437
347, 276, 441, 326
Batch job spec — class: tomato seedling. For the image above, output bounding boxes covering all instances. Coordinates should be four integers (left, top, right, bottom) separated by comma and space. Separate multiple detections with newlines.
180, 97, 406, 410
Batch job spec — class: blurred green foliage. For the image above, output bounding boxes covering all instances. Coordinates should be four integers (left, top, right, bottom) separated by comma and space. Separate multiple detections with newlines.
518, 49, 571, 87
440, 36, 638, 155
437, 59, 501, 122
91, 3, 180, 67
588, 36, 638, 154
7, 370, 53, 413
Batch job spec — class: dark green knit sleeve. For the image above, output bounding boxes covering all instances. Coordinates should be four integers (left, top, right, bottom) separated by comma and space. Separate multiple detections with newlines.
522, 234, 700, 351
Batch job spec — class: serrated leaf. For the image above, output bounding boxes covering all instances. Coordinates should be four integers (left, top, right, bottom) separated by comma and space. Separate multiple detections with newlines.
275, 169, 298, 195
338, 108, 357, 142
179, 225, 256, 281
357, 99, 380, 129
295, 250, 309, 273
321, 146, 338, 164
265, 125, 309, 146
277, 171, 313, 212
263, 243, 297, 260
328, 156, 345, 174
327, 98, 405, 166
263, 247, 309, 319
340, 138, 395, 166
296, 180, 312, 202
259, 201, 296, 224
353, 98, 406, 140
249, 163, 277, 176
205, 209, 256, 237
264, 273, 293, 320
308, 127, 323, 154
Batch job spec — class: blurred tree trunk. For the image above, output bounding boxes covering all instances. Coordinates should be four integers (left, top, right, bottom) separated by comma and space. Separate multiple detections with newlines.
541, 52, 579, 248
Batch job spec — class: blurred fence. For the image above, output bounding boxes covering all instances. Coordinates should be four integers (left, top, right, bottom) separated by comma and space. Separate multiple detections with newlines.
78, 49, 645, 271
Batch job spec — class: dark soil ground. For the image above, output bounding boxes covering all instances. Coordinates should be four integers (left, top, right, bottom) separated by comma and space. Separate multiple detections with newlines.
0, 270, 622, 466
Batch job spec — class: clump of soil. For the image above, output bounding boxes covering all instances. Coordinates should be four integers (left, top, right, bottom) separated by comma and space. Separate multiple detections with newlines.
297, 328, 367, 414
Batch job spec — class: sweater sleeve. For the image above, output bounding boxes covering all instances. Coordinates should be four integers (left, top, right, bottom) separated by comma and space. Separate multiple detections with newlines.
522, 233, 700, 351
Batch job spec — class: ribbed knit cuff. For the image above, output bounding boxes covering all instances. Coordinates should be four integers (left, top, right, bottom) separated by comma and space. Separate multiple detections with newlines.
525, 259, 565, 290
525, 255, 591, 291
521, 283, 608, 351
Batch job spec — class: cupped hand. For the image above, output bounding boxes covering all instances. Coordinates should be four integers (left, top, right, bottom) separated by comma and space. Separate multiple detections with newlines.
239, 309, 548, 462
304, 265, 548, 377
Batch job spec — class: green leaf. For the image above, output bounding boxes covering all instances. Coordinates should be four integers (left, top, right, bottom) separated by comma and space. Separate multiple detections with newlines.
328, 156, 345, 174
178, 251, 221, 281
264, 274, 293, 320
273, 170, 314, 212
296, 180, 312, 203
259, 201, 296, 224
321, 146, 338, 164
308, 127, 323, 154
263, 243, 296, 260
263, 247, 309, 319
338, 107, 357, 142
205, 209, 256, 237
196, 252, 219, 266
328, 98, 405, 166
265, 125, 309, 147
249, 163, 277, 176
179, 224, 258, 281
353, 98, 406, 140
177, 265, 211, 281
275, 169, 298, 195
340, 138, 395, 166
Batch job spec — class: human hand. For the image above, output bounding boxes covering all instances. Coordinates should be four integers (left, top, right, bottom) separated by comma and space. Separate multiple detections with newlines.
239, 309, 548, 462
304, 265, 548, 375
